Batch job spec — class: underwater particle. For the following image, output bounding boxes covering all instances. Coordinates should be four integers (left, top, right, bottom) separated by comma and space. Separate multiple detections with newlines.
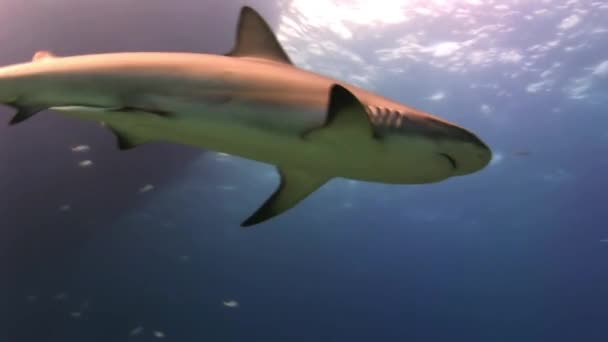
513, 150, 530, 157
59, 204, 71, 212
130, 326, 144, 336
490, 152, 503, 166
78, 160, 93, 168
70, 312, 82, 318
138, 184, 155, 193
426, 91, 445, 101
153, 331, 166, 339
179, 255, 190, 263
217, 185, 237, 191
71, 144, 90, 152
346, 179, 359, 187
480, 104, 493, 115
26, 295, 37, 302
54, 292, 68, 301
214, 152, 231, 162
342, 201, 353, 209
161, 221, 176, 229
223, 300, 239, 308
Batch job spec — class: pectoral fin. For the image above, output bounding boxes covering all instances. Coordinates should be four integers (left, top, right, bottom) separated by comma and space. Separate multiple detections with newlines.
242, 168, 330, 227
302, 84, 379, 143
9, 105, 47, 125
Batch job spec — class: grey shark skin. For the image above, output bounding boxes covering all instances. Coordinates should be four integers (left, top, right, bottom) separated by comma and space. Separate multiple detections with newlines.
0, 6, 492, 227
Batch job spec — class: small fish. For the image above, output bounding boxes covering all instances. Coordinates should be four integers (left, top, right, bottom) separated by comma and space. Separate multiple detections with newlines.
153, 331, 166, 339
59, 204, 71, 212
513, 150, 530, 157
71, 144, 90, 152
78, 160, 93, 168
129, 326, 144, 336
54, 292, 68, 301
223, 300, 239, 308
138, 184, 155, 193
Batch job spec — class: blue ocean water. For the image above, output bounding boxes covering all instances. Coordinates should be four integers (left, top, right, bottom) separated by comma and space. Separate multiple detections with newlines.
1, 0, 607, 341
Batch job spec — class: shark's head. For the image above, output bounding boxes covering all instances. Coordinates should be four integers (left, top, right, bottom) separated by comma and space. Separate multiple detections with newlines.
369, 105, 492, 183
409, 114, 492, 177
436, 124, 491, 176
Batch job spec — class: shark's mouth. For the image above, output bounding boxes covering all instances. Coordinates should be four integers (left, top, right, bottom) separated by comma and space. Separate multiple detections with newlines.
438, 153, 458, 170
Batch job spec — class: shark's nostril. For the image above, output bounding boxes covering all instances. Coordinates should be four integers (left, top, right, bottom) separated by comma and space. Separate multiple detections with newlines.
438, 153, 457, 170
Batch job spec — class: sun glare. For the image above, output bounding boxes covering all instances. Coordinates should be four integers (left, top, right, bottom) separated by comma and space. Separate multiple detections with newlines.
281, 0, 496, 40
287, 0, 411, 39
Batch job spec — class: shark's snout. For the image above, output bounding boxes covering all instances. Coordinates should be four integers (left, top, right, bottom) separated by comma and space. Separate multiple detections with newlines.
417, 116, 491, 175
438, 124, 492, 175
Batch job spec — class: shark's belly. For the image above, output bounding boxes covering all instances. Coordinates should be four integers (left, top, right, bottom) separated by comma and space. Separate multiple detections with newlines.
87, 100, 451, 185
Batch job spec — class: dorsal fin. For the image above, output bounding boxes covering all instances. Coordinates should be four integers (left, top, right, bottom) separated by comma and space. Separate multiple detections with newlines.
32, 50, 57, 62
226, 6, 292, 65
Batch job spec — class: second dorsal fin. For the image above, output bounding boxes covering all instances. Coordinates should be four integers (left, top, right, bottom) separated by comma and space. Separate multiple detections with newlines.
226, 6, 292, 65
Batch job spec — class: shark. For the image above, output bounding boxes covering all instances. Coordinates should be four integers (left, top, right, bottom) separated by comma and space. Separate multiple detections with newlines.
0, 6, 492, 227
